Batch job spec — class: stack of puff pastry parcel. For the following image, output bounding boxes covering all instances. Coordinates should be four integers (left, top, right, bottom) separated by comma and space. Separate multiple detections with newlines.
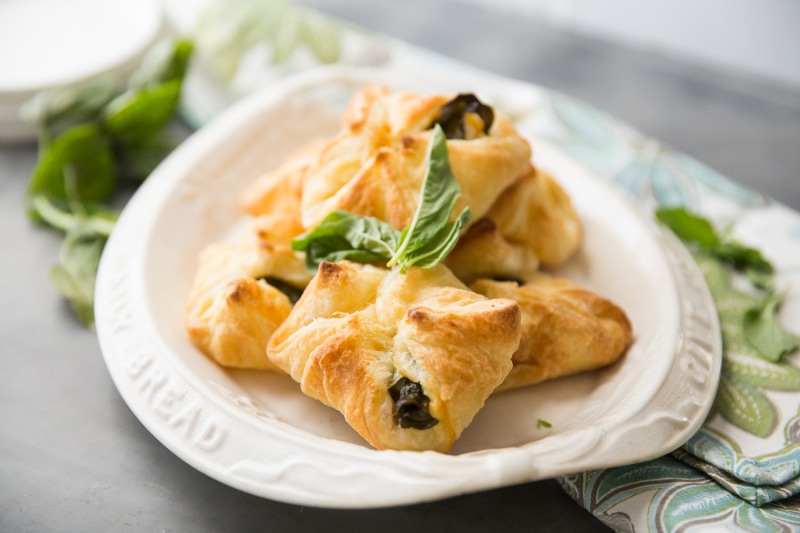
185, 85, 633, 452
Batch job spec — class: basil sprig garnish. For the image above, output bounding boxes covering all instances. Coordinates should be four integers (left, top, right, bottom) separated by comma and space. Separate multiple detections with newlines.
656, 206, 799, 362
292, 124, 472, 273
25, 39, 193, 328
655, 207, 773, 289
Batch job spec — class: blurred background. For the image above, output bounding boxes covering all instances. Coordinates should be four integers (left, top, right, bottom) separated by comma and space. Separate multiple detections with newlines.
292, 0, 800, 209
438, 0, 800, 89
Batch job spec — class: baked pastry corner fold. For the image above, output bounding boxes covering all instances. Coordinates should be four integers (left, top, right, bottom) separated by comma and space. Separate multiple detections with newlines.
238, 140, 326, 224
298, 84, 532, 231
185, 216, 312, 370
487, 165, 581, 268
444, 165, 581, 285
267, 260, 522, 451
471, 275, 632, 391
444, 217, 541, 285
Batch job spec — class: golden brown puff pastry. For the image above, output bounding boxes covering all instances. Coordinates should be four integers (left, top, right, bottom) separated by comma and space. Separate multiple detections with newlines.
267, 260, 522, 451
185, 216, 313, 370
485, 165, 581, 268
443, 218, 541, 285
470, 275, 632, 391
440, 166, 579, 285
238, 140, 326, 236
299, 85, 532, 231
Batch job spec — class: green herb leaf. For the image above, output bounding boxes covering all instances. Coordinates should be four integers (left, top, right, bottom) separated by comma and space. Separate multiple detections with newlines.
388, 124, 472, 272
128, 38, 194, 89
292, 124, 469, 274
195, 0, 341, 80
27, 123, 116, 212
655, 207, 719, 248
116, 137, 182, 182
299, 10, 342, 64
49, 231, 107, 329
103, 80, 182, 146
20, 76, 117, 138
656, 206, 796, 363
744, 267, 775, 292
711, 240, 773, 277
655, 207, 774, 288
292, 210, 401, 272
743, 292, 800, 362
394, 207, 471, 271
537, 419, 552, 429
30, 195, 118, 236
26, 38, 193, 329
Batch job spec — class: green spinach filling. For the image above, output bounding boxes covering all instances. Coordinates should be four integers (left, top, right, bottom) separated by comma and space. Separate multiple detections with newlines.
260, 277, 304, 304
431, 93, 494, 140
389, 377, 439, 430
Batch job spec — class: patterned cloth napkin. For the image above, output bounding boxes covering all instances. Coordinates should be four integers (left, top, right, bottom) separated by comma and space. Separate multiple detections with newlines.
172, 3, 800, 528
530, 93, 800, 530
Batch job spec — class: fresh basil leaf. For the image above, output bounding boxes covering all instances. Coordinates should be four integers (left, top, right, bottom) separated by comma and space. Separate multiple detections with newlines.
394, 207, 471, 271
49, 231, 107, 329
103, 80, 182, 146
129, 39, 194, 89
117, 136, 183, 182
26, 38, 193, 330
432, 93, 494, 140
744, 266, 775, 292
388, 124, 470, 272
292, 125, 468, 274
655, 207, 719, 248
270, 9, 302, 64
30, 195, 118, 236
21, 76, 117, 138
292, 210, 401, 272
656, 207, 775, 288
299, 11, 342, 64
195, 0, 341, 80
27, 123, 116, 211
195, 0, 287, 79
743, 292, 800, 362
307, 246, 388, 271
711, 240, 773, 275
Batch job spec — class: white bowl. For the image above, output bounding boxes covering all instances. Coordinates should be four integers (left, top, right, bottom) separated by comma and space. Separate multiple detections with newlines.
0, 0, 165, 142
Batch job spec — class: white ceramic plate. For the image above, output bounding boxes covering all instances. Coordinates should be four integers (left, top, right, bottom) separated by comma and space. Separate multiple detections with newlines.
95, 67, 722, 508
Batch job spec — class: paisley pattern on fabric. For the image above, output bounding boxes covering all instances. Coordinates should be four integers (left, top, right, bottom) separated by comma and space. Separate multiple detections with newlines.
543, 94, 767, 211
531, 92, 800, 529
558, 457, 800, 532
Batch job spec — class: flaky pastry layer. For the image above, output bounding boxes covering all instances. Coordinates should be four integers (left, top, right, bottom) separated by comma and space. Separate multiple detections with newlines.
471, 275, 632, 391
185, 216, 312, 370
267, 260, 522, 451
